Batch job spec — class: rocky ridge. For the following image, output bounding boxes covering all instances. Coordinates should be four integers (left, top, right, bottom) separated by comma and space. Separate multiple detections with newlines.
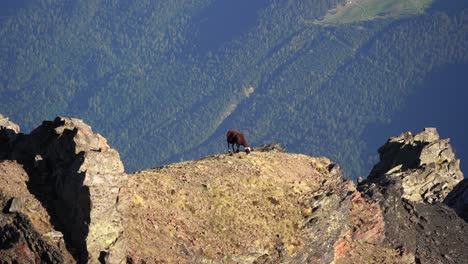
123, 127, 467, 263
0, 115, 467, 263
365, 128, 463, 204
357, 128, 468, 263
0, 115, 127, 263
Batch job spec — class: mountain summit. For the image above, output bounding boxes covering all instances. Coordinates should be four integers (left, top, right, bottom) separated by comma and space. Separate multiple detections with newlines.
1, 1, 467, 177
0, 115, 467, 263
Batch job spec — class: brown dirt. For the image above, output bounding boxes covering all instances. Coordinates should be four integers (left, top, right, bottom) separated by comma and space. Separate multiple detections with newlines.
0, 160, 51, 234
0, 160, 74, 263
123, 151, 338, 263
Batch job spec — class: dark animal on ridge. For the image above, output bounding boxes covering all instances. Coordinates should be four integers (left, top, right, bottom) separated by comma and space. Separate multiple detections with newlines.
226, 129, 251, 154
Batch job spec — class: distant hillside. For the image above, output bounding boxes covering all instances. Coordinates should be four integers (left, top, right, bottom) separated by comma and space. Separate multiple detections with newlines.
0, 0, 467, 178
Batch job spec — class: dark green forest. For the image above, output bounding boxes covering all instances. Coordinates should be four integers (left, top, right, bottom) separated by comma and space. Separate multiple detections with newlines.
1, 0, 467, 178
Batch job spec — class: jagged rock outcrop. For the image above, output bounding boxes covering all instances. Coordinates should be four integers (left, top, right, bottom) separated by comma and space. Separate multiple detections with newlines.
254, 142, 285, 152
367, 128, 463, 204
1, 114, 467, 264
0, 115, 128, 263
0, 114, 20, 138
22, 117, 128, 263
0, 114, 20, 159
358, 128, 468, 263
0, 117, 72, 263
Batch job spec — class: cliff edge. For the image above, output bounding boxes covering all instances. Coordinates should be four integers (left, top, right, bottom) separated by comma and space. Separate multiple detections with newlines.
0, 115, 467, 264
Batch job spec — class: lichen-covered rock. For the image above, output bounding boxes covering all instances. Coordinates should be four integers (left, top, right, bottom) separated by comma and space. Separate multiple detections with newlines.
26, 117, 128, 263
4, 116, 128, 263
367, 128, 463, 204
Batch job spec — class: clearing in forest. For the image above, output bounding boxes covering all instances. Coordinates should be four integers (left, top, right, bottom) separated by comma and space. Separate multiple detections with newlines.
314, 0, 434, 24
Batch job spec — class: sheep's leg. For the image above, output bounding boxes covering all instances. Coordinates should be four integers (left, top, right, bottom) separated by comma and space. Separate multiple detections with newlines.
228, 142, 231, 153
235, 144, 240, 153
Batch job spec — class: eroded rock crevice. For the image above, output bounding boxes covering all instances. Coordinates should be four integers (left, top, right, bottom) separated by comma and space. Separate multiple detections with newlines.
1, 116, 127, 263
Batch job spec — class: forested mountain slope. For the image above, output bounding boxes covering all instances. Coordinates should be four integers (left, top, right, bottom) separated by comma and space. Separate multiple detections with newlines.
1, 0, 467, 178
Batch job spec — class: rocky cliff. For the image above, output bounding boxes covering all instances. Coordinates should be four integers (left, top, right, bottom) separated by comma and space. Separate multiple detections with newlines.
357, 128, 468, 263
0, 115, 467, 263
0, 115, 127, 263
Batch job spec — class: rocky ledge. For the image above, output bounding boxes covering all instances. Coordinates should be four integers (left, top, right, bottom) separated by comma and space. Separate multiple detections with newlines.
0, 115, 467, 264
123, 127, 467, 263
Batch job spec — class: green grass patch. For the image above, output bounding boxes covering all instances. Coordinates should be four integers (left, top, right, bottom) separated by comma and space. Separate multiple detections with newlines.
315, 0, 434, 24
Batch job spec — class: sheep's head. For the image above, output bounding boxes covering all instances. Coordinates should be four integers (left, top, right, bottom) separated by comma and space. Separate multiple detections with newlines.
245, 147, 252, 154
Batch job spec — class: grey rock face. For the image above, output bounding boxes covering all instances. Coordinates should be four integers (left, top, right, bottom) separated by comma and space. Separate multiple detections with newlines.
27, 117, 128, 263
444, 179, 468, 222
358, 128, 468, 264
2, 116, 128, 263
367, 128, 463, 204
293, 175, 357, 264
358, 127, 468, 263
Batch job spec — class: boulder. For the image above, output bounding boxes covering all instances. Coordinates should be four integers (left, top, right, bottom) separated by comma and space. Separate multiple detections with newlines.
7, 197, 22, 213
